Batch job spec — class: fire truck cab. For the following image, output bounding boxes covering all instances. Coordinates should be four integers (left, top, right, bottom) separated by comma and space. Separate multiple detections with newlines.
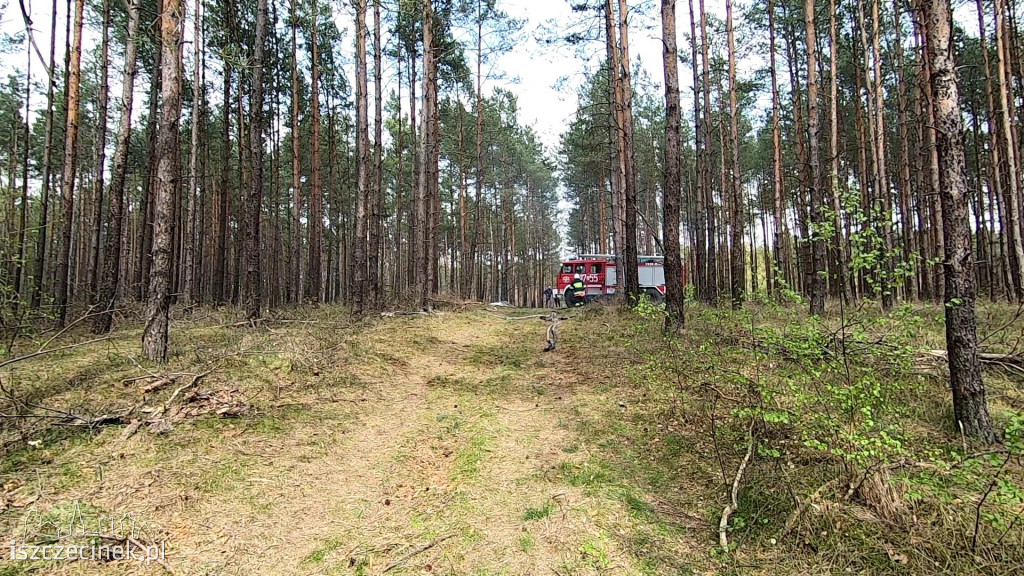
556, 254, 668, 305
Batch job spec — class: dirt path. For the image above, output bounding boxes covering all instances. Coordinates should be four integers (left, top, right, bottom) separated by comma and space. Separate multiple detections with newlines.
3, 311, 674, 576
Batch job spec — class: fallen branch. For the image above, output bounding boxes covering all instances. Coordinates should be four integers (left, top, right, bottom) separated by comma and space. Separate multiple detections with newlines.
380, 310, 431, 317
924, 349, 1024, 369
720, 420, 756, 549
545, 316, 562, 352
777, 477, 843, 540
382, 534, 454, 573
140, 377, 176, 395
485, 312, 555, 321
156, 370, 213, 416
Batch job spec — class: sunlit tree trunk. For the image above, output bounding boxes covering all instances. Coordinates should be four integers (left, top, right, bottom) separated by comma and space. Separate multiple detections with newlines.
54, 0, 85, 328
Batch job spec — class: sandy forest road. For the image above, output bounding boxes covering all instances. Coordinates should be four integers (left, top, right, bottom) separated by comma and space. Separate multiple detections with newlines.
1, 310, 701, 576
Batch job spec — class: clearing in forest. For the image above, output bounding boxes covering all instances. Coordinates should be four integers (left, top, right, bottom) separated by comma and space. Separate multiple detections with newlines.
2, 303, 1023, 576
0, 308, 703, 575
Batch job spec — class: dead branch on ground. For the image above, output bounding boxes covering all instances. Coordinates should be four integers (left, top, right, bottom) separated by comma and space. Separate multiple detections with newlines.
382, 534, 454, 573
720, 420, 756, 549
545, 315, 562, 352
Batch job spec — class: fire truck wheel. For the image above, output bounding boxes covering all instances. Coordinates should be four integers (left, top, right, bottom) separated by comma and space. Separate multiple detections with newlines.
644, 288, 665, 305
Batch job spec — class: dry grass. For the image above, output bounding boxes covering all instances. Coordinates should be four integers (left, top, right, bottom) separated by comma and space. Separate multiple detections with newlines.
6, 300, 1018, 575
1, 307, 696, 576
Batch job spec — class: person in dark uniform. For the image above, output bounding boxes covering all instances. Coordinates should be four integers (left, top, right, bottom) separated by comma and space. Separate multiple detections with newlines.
544, 286, 553, 308
566, 274, 586, 307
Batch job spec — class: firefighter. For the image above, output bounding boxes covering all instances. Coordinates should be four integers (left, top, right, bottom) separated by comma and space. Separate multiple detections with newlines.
566, 274, 586, 307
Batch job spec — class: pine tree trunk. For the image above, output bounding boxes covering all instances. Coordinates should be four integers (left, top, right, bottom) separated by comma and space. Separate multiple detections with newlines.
142, 0, 184, 362
93, 0, 140, 334
698, 0, 717, 304
54, 0, 85, 328
617, 0, 640, 301
468, 0, 486, 299
214, 3, 230, 304
138, 19, 162, 302
768, 0, 788, 298
994, 0, 1024, 301
726, 0, 744, 309
307, 0, 323, 303
415, 1, 433, 308
828, 0, 852, 302
661, 0, 684, 330
977, 0, 1008, 300
290, 0, 302, 303
804, 0, 826, 316
894, 5, 919, 301
184, 0, 201, 307
353, 0, 369, 314
85, 0, 110, 300
30, 0, 59, 308
370, 0, 383, 308
921, 0, 997, 443
686, 0, 706, 302
245, 0, 267, 321
604, 0, 624, 288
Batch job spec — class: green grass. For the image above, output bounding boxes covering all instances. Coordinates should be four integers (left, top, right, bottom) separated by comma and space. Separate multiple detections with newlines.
521, 501, 554, 521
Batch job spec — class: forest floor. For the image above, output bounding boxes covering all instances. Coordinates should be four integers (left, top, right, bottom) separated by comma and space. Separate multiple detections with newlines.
0, 306, 708, 576
1, 302, 1023, 575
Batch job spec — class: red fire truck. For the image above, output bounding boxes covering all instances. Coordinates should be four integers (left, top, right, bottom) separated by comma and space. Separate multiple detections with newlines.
556, 254, 674, 306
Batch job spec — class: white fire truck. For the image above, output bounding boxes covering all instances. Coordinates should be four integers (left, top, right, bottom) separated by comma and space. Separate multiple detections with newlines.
556, 254, 679, 306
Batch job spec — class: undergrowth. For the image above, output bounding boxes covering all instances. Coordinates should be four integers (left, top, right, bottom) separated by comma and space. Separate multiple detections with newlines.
564, 300, 1024, 575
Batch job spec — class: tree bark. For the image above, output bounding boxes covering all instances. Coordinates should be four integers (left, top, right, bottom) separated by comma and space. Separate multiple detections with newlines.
245, 0, 267, 321
661, 0, 684, 331
53, 0, 85, 328
768, 0, 788, 298
353, 0, 369, 314
726, 0, 744, 309
616, 0, 640, 302
921, 0, 998, 443
370, 0, 383, 308
93, 0, 140, 334
142, 0, 184, 362
30, 0, 59, 308
86, 0, 111, 300
698, 0, 717, 304
994, 0, 1024, 301
804, 0, 826, 316
183, 0, 201, 308
307, 0, 323, 303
